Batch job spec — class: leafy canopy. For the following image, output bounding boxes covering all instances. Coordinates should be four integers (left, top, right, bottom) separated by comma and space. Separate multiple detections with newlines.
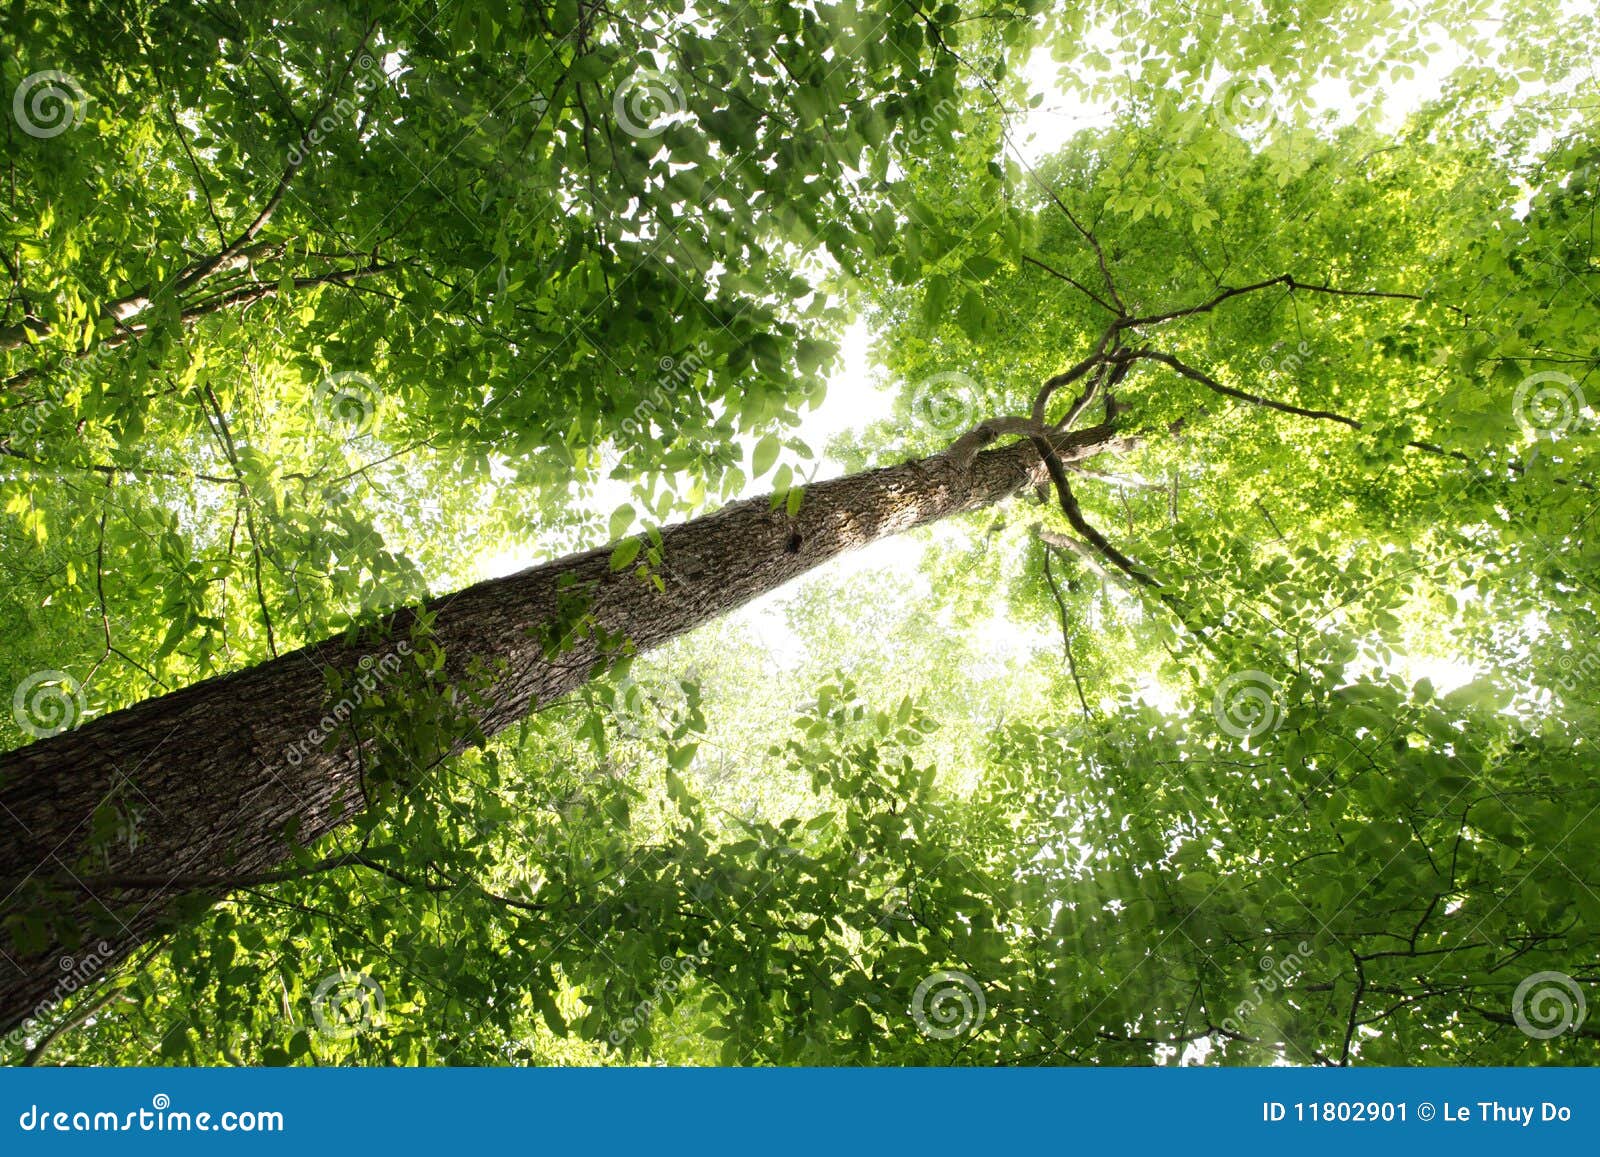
3, 0, 1599, 1065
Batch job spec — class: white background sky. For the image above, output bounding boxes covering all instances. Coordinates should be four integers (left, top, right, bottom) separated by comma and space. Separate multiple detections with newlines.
473, 28, 1540, 691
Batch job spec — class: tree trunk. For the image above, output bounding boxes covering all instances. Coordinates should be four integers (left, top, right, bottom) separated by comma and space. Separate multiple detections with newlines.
0, 422, 1122, 1030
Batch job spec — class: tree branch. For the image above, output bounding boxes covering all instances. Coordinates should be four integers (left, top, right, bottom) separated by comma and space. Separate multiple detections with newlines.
201, 386, 277, 657
1130, 347, 1597, 491
1039, 537, 1091, 719
2, 262, 390, 395
1031, 433, 1160, 589
173, 18, 382, 293
1115, 274, 1432, 332
1021, 254, 1118, 315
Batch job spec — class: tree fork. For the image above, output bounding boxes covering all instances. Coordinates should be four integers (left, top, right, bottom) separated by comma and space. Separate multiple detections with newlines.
0, 421, 1124, 1030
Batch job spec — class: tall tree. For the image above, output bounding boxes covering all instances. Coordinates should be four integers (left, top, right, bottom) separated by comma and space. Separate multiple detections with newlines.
3, 0, 1599, 1064
0, 418, 1122, 1026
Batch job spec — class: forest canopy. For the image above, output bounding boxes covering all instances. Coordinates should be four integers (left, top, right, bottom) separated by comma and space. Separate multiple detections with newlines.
1, 0, 1598, 1066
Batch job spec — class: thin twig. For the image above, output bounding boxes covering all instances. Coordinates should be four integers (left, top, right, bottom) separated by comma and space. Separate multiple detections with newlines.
201, 385, 277, 656
1116, 274, 1433, 331
1130, 347, 1597, 491
1021, 254, 1118, 315
1040, 539, 1091, 718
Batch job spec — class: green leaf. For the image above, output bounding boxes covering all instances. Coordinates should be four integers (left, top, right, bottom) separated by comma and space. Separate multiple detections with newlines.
752, 434, 780, 477
609, 538, 642, 571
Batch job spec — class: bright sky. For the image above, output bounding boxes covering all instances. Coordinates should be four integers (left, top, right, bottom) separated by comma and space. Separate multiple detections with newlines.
457, 10, 1581, 1072
471, 26, 1540, 701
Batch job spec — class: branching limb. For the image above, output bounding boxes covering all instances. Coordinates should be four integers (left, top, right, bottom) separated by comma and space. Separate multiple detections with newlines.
177, 260, 393, 319
201, 386, 277, 656
0, 21, 382, 377
2, 262, 390, 395
1030, 433, 1160, 589
1129, 347, 1597, 491
1006, 149, 1124, 315
1054, 360, 1109, 432
83, 477, 169, 692
1115, 274, 1433, 332
1030, 336, 1115, 428
44, 847, 548, 915
174, 18, 383, 293
909, 9, 1127, 318
1340, 952, 1367, 1066
21, 987, 135, 1066
1021, 254, 1118, 316
0, 443, 239, 486
1130, 347, 1360, 428
1037, 526, 1119, 588
1038, 535, 1091, 719
1068, 466, 1164, 490
19, 936, 171, 1066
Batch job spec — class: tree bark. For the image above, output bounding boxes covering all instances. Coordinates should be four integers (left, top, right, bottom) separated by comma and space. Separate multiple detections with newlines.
0, 422, 1123, 1030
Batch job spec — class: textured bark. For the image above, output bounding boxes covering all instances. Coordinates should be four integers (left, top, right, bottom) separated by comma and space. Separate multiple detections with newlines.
0, 423, 1122, 1030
